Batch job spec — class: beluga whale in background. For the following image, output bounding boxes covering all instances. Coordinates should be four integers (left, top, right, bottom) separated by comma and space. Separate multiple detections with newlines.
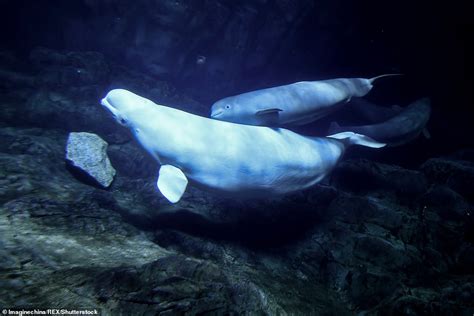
328, 98, 431, 147
210, 74, 401, 127
101, 89, 385, 203
342, 97, 404, 124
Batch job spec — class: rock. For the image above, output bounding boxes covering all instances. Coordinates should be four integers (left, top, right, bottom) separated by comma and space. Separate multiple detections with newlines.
11, 1, 317, 101
331, 159, 429, 199
455, 244, 474, 274
422, 247, 448, 274
0, 48, 207, 137
0, 126, 171, 309
30, 47, 110, 87
65, 132, 116, 188
346, 268, 399, 309
0, 81, 125, 142
421, 157, 474, 200
107, 140, 157, 179
0, 69, 35, 88
325, 194, 404, 232
353, 235, 419, 270
90, 255, 270, 315
388, 294, 439, 315
420, 185, 469, 220
364, 196, 404, 231
326, 195, 377, 224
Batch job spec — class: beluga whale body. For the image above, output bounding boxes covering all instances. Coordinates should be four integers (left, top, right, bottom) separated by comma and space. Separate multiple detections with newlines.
343, 97, 404, 124
328, 98, 431, 147
210, 74, 401, 127
101, 89, 385, 203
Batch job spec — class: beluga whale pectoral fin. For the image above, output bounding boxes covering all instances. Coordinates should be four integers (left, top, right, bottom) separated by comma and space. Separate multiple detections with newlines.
255, 108, 283, 125
327, 132, 386, 148
256, 108, 283, 116
157, 165, 188, 203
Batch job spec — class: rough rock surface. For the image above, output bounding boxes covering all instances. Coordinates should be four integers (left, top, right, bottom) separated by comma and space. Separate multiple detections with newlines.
66, 132, 116, 188
421, 157, 474, 201
0, 49, 473, 315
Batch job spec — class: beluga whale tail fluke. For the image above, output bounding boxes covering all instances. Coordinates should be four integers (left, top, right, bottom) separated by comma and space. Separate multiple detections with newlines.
101, 89, 386, 204
352, 73, 403, 97
210, 73, 403, 127
369, 73, 403, 84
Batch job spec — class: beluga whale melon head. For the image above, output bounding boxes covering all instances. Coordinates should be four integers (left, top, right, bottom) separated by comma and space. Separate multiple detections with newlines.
101, 89, 152, 127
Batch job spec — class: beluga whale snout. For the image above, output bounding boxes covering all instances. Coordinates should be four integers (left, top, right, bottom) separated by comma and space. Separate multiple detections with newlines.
210, 109, 224, 118
101, 89, 129, 125
210, 74, 402, 127
101, 89, 385, 203
101, 94, 118, 119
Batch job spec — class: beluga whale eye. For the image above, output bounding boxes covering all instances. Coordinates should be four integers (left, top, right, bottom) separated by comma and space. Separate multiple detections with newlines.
225, 105, 231, 109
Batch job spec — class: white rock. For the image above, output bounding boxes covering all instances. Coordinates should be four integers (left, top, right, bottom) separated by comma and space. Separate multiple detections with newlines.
65, 132, 116, 188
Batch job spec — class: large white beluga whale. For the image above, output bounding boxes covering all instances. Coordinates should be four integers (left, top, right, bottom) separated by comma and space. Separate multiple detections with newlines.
101, 89, 385, 203
210, 74, 401, 126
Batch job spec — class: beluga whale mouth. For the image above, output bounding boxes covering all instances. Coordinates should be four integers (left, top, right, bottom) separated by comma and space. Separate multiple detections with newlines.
210, 110, 223, 118
101, 95, 125, 125
101, 97, 114, 112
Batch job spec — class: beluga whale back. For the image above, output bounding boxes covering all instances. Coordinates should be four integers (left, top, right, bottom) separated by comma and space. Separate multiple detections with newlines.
101, 89, 385, 203
210, 74, 401, 127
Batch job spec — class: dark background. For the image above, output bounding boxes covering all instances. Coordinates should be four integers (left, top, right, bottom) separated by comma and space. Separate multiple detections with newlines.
0, 0, 472, 166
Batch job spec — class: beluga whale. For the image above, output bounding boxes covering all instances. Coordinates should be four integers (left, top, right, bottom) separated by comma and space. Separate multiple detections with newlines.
328, 98, 431, 147
101, 89, 385, 203
210, 74, 401, 127
343, 97, 404, 124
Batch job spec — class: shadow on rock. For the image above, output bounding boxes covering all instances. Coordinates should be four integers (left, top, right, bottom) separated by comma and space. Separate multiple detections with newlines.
149, 206, 323, 249
101, 183, 338, 250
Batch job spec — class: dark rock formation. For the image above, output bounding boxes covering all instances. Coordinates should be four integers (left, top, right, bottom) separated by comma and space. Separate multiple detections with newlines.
421, 157, 474, 201
65, 132, 116, 188
331, 159, 429, 199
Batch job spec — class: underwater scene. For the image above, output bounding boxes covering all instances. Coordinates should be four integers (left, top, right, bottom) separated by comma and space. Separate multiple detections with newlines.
0, 0, 473, 315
